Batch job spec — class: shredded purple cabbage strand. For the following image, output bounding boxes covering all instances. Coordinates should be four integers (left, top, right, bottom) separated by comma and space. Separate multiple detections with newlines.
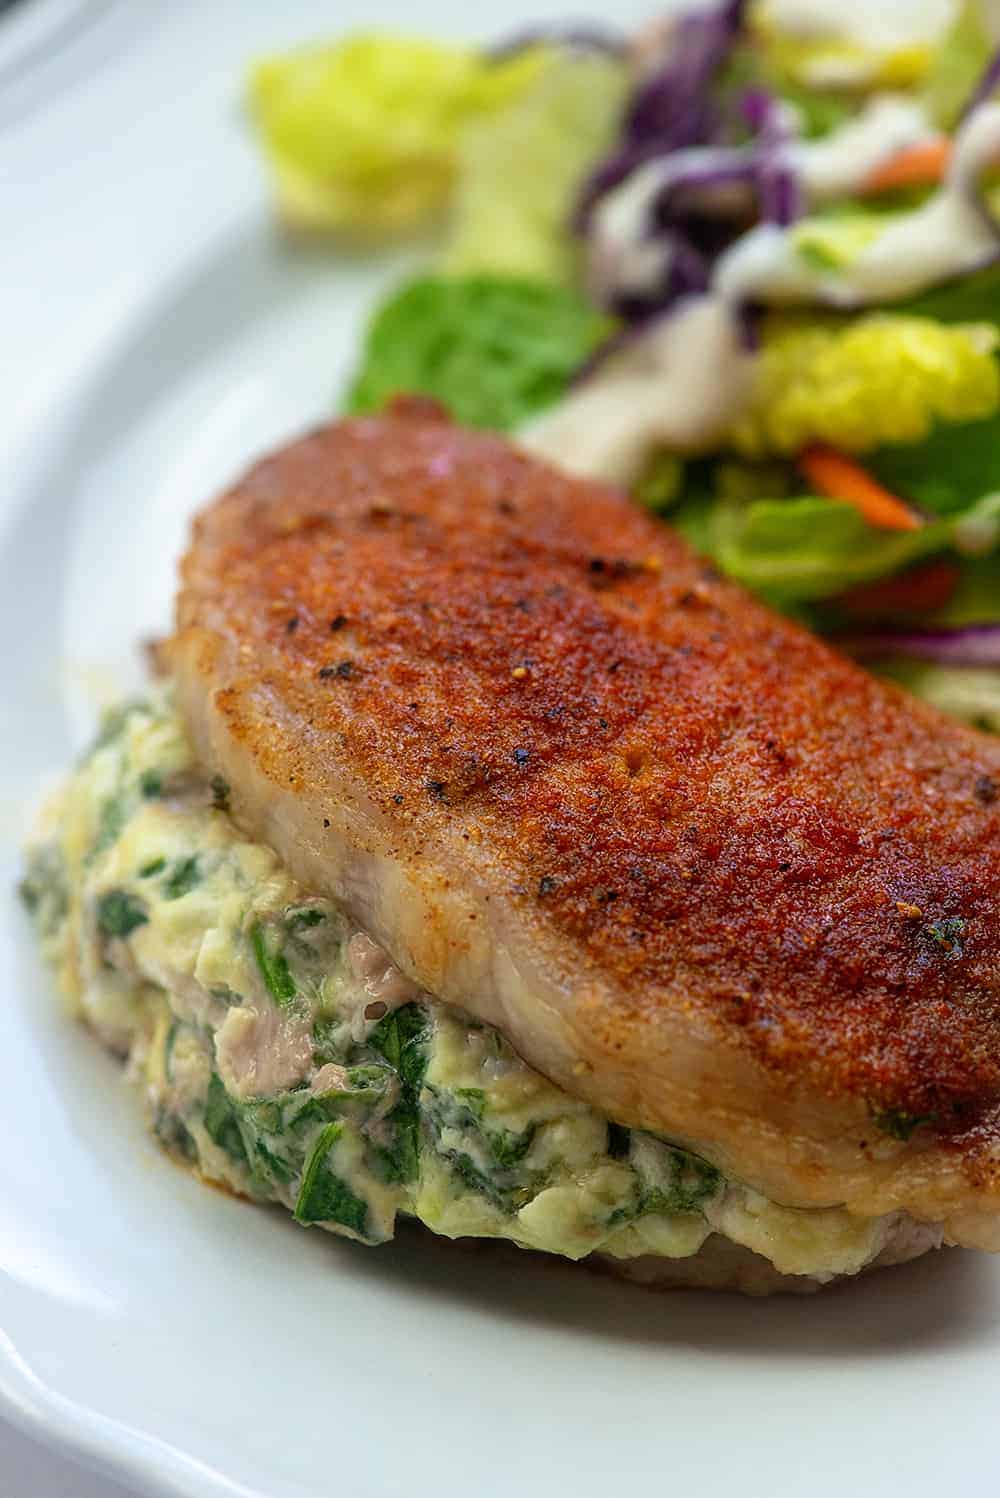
622, 0, 748, 151
575, 1, 805, 332
576, 0, 749, 231
844, 624, 1000, 668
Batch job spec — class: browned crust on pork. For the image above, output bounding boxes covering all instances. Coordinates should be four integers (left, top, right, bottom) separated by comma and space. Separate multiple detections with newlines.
171, 402, 1000, 1174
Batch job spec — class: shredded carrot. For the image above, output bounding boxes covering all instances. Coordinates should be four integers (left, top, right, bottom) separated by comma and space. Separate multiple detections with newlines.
862, 137, 952, 196
837, 559, 960, 618
797, 444, 923, 532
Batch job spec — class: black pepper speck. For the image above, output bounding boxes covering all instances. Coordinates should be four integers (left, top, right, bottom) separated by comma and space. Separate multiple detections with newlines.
319, 659, 356, 680
975, 774, 998, 806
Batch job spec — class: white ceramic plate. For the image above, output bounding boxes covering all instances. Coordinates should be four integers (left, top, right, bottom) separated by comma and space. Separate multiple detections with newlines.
3, 2, 1000, 1496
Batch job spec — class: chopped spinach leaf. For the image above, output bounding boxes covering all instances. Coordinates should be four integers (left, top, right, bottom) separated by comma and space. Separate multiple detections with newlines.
606, 1122, 631, 1160
210, 774, 230, 811
241, 1097, 286, 1135
18, 845, 69, 935
210, 984, 241, 1006
346, 1064, 392, 1093
96, 889, 148, 939
608, 1135, 723, 1226
204, 1073, 250, 1166
442, 1146, 537, 1212
294, 1122, 369, 1235
90, 795, 127, 860
232, 1098, 297, 1187
368, 1004, 429, 1081
286, 905, 326, 931
447, 1150, 506, 1201
368, 1126, 419, 1187
366, 1004, 429, 1184
453, 1086, 486, 1120
139, 857, 166, 878
163, 1020, 180, 1083
248, 1134, 295, 1186
139, 769, 163, 798
284, 1095, 335, 1135
153, 1107, 197, 1162
311, 1015, 341, 1065
162, 855, 201, 901
86, 699, 149, 756
488, 1124, 537, 1170
422, 1084, 541, 1208
640, 1142, 721, 1216
17, 877, 39, 913
250, 921, 298, 1005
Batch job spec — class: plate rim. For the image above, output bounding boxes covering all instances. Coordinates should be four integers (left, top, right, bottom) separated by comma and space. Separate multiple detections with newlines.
0, 1336, 267, 1498
3, 3, 998, 1495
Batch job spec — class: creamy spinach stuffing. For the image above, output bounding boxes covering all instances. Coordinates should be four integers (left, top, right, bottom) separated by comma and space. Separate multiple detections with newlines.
20, 691, 903, 1277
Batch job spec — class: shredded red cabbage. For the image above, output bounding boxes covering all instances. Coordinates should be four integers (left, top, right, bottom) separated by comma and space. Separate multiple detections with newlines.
843, 624, 1000, 667
575, 2, 806, 336
758, 164, 802, 227
576, 0, 749, 231
740, 88, 802, 227
622, 3, 745, 149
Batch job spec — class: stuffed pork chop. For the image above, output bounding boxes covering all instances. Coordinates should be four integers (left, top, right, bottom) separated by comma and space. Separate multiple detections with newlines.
24, 399, 1000, 1294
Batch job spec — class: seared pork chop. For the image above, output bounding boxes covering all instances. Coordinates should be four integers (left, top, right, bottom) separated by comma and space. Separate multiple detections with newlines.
170, 398, 1000, 1251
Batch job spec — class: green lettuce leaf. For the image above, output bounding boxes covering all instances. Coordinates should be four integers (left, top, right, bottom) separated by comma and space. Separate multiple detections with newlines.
344, 274, 612, 430
922, 0, 996, 130
866, 409, 1000, 518
673, 490, 1000, 605
681, 495, 948, 602
937, 554, 1000, 624
246, 34, 545, 235
895, 262, 1000, 327
876, 660, 1000, 733
443, 50, 627, 284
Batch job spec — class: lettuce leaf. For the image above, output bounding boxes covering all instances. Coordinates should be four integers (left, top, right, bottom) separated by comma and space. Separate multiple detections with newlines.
344, 275, 612, 430
731, 313, 999, 457
443, 50, 627, 284
876, 660, 1000, 733
866, 409, 1000, 518
938, 554, 1000, 624
922, 0, 997, 130
751, 3, 935, 93
672, 489, 1000, 605
679, 494, 948, 602
247, 34, 544, 234
895, 262, 1000, 327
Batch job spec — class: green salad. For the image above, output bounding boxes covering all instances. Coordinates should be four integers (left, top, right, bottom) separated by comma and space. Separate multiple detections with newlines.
248, 1, 1000, 731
